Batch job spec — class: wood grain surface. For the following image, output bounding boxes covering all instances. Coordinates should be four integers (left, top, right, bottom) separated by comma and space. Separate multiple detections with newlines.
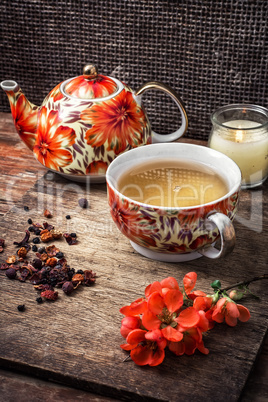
0, 112, 267, 401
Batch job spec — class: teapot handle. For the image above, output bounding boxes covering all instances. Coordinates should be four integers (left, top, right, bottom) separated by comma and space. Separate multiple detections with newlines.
135, 81, 188, 142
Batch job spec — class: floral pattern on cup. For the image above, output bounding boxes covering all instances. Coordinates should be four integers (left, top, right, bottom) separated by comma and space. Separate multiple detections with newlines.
107, 182, 239, 254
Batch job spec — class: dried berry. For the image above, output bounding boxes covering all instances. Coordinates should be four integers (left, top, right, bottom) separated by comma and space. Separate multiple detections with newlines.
36, 297, 43, 304
27, 218, 33, 224
84, 270, 96, 286
72, 273, 84, 286
46, 245, 60, 257
40, 230, 53, 243
33, 237, 40, 244
65, 215, 71, 219
34, 229, 41, 236
38, 247, 46, 254
56, 252, 64, 259
51, 229, 62, 240
43, 222, 54, 231
32, 258, 43, 270
24, 206, 29, 211
17, 304, 25, 311
46, 257, 57, 267
78, 198, 88, 208
5, 268, 17, 279
44, 209, 53, 218
32, 245, 38, 252
28, 226, 35, 232
63, 233, 77, 245
6, 255, 16, 264
70, 233, 77, 238
41, 290, 58, 301
62, 281, 74, 295
17, 247, 28, 258
76, 269, 84, 275
40, 253, 48, 261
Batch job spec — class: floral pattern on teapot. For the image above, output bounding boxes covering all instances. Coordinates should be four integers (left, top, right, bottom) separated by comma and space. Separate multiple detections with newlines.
4, 81, 151, 177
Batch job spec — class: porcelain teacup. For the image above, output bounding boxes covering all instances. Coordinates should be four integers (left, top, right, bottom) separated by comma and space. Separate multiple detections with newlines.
106, 143, 241, 262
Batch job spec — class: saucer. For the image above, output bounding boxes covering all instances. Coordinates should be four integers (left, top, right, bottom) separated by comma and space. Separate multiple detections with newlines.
130, 241, 203, 262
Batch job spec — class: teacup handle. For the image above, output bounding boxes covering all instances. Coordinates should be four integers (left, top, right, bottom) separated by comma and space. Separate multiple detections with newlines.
199, 212, 236, 259
135, 81, 188, 142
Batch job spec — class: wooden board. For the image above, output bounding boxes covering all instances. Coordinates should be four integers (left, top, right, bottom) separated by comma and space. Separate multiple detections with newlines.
0, 168, 267, 401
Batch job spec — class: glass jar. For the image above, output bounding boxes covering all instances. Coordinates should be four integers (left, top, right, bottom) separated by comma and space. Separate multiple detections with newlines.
208, 104, 268, 189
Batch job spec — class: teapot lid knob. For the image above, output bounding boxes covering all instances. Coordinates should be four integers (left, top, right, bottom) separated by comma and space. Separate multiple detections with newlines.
83, 64, 98, 80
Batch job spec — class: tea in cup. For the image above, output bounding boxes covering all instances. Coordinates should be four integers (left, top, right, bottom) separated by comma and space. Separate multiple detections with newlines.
106, 143, 241, 262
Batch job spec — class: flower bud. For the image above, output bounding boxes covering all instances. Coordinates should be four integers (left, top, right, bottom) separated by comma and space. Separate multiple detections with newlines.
229, 290, 244, 301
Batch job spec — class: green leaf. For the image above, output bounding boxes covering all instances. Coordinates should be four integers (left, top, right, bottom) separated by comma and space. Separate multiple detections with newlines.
211, 280, 222, 290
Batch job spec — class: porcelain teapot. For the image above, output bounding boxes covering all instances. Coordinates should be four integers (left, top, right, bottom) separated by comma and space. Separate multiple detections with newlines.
1, 65, 188, 182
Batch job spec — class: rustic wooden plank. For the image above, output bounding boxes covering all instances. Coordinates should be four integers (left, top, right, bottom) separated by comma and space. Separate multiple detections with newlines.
0, 369, 113, 402
0, 112, 46, 216
0, 112, 267, 401
0, 171, 267, 402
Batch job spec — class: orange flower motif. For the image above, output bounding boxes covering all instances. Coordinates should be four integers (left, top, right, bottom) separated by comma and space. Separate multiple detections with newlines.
33, 107, 76, 171
121, 328, 167, 366
81, 89, 147, 155
212, 297, 250, 327
8, 92, 38, 150
108, 185, 157, 248
49, 82, 64, 102
86, 160, 108, 175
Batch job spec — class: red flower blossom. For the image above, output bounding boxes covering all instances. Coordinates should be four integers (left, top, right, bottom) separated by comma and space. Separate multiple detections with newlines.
183, 271, 207, 300
169, 326, 209, 356
33, 107, 76, 171
119, 272, 252, 366
81, 89, 147, 155
121, 329, 166, 366
120, 297, 147, 317
120, 316, 141, 338
212, 297, 250, 327
86, 160, 108, 175
142, 283, 184, 341
8, 92, 38, 150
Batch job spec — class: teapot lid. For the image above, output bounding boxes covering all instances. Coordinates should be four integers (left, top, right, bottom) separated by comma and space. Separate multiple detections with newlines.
62, 65, 118, 99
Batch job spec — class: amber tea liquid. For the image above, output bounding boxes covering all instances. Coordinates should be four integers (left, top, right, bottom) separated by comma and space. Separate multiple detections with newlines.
117, 159, 228, 208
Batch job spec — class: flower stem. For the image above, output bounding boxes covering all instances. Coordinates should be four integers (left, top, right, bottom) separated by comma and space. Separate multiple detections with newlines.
221, 274, 268, 292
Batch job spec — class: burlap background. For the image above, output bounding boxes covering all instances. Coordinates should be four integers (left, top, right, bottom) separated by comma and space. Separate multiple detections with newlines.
1, 0, 267, 139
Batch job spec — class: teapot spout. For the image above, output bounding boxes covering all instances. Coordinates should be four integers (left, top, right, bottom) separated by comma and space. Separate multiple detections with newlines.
1, 80, 39, 151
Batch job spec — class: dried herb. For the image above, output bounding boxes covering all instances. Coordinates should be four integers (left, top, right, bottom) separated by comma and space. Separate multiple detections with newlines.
41, 289, 58, 301
1, 217, 96, 304
14, 230, 30, 247
44, 209, 53, 218
63, 233, 78, 245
